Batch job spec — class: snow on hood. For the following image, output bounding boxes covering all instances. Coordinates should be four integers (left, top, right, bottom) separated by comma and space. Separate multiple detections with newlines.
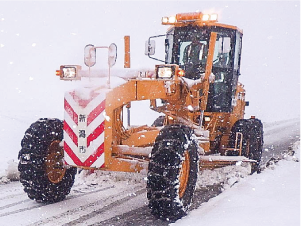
181, 72, 215, 89
73, 68, 155, 92
79, 68, 155, 80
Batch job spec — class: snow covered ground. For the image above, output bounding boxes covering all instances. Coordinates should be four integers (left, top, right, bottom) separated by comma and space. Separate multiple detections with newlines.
173, 141, 300, 226
0, 118, 299, 225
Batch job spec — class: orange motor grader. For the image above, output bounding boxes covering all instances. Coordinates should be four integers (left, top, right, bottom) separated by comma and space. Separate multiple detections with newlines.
18, 12, 263, 221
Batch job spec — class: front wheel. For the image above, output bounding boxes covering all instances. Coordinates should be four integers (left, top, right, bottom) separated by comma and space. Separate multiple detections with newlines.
147, 124, 199, 221
18, 118, 77, 203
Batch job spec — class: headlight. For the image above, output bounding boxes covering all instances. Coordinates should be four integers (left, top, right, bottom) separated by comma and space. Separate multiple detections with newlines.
204, 116, 211, 122
56, 65, 81, 80
63, 67, 76, 78
156, 65, 176, 79
158, 67, 172, 78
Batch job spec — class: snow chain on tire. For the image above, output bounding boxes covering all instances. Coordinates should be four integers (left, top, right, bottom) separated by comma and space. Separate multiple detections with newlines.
18, 118, 77, 203
147, 124, 199, 221
228, 118, 264, 173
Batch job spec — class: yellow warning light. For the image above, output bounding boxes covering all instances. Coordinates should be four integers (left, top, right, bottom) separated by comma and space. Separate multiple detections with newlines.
202, 13, 218, 22
210, 14, 218, 21
168, 16, 176, 23
176, 12, 202, 21
162, 12, 218, 25
202, 14, 210, 21
162, 17, 168, 23
162, 16, 177, 25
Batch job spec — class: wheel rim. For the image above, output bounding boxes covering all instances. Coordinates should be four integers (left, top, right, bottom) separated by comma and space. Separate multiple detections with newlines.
179, 150, 190, 198
46, 140, 66, 184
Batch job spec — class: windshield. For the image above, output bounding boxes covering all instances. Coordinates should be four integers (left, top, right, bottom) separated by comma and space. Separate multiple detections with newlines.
179, 40, 208, 66
171, 26, 236, 79
170, 26, 239, 112
173, 27, 210, 79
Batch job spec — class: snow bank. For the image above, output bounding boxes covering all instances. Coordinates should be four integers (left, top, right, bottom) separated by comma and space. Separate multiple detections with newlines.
172, 141, 300, 226
196, 163, 251, 190
74, 169, 147, 188
0, 159, 19, 184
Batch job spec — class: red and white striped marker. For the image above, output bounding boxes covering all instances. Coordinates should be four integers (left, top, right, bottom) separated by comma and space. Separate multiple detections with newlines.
63, 89, 106, 168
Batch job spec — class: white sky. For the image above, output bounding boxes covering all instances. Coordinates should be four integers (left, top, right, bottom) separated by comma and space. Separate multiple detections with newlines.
0, 0, 300, 122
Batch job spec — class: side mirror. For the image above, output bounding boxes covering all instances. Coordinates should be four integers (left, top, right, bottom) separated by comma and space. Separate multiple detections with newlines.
165, 38, 169, 53
108, 43, 117, 67
145, 40, 156, 55
84, 44, 96, 67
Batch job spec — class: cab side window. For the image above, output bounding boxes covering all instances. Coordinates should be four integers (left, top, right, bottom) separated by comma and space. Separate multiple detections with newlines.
234, 32, 242, 72
213, 35, 232, 68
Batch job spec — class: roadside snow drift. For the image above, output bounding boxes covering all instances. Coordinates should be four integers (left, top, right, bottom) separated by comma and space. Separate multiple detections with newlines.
172, 142, 300, 226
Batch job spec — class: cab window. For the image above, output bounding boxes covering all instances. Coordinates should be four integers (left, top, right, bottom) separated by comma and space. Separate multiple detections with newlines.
213, 35, 232, 68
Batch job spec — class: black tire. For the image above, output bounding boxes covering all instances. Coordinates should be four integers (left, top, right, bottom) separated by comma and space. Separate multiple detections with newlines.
18, 118, 77, 203
228, 118, 264, 173
147, 124, 199, 221
248, 118, 264, 172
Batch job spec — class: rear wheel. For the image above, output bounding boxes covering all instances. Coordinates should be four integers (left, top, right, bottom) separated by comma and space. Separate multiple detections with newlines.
228, 118, 263, 173
147, 124, 199, 221
18, 118, 77, 203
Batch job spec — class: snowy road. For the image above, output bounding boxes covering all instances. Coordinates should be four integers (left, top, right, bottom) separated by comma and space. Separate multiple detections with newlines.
261, 119, 300, 165
0, 118, 299, 226
0, 175, 224, 226
0, 175, 147, 226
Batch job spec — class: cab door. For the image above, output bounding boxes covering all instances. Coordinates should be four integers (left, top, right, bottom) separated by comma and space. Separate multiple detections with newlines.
207, 29, 237, 113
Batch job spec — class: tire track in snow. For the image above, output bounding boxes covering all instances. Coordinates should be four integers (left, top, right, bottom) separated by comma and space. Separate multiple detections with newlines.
29, 186, 145, 226
0, 182, 24, 200
0, 203, 41, 218
63, 188, 146, 226
0, 180, 95, 203
0, 185, 114, 218
0, 192, 25, 202
62, 188, 146, 226
0, 199, 31, 211
97, 185, 224, 226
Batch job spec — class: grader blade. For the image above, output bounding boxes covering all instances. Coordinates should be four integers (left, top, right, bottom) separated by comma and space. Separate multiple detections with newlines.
199, 155, 256, 170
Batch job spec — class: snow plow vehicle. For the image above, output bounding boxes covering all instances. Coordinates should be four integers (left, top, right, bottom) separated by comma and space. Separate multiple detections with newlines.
18, 12, 263, 221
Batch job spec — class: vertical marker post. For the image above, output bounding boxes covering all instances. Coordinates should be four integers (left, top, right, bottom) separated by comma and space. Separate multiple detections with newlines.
124, 36, 131, 68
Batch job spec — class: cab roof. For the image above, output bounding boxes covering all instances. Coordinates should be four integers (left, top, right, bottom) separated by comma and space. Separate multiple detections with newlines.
162, 12, 243, 34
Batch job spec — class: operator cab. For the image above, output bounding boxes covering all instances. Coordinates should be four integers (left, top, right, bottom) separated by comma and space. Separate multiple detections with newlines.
146, 12, 243, 113
161, 13, 243, 113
